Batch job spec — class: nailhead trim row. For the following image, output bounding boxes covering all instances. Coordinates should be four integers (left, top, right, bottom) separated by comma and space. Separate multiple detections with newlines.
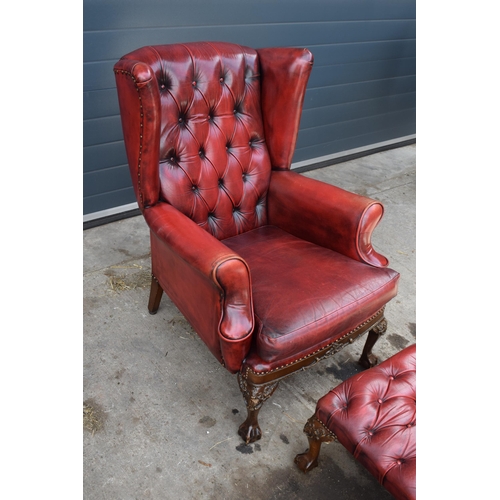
114, 69, 144, 208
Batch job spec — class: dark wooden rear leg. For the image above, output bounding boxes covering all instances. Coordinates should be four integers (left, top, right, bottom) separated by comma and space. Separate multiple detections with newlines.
358, 317, 387, 368
148, 276, 163, 314
237, 372, 280, 444
294, 416, 336, 473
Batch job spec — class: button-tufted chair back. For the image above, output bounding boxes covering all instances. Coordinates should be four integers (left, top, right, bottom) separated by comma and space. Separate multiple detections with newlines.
116, 42, 274, 240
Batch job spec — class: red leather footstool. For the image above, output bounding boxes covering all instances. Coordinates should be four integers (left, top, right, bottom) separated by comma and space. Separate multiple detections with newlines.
295, 343, 416, 500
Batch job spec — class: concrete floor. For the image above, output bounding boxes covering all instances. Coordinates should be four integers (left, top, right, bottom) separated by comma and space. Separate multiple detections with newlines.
83, 144, 416, 499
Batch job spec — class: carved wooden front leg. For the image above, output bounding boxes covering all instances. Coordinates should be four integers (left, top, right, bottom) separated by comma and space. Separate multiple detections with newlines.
237, 372, 280, 444
358, 317, 387, 368
294, 416, 336, 473
148, 276, 163, 315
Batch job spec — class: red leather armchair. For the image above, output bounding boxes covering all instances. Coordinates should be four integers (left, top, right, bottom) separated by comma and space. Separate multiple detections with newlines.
113, 42, 399, 444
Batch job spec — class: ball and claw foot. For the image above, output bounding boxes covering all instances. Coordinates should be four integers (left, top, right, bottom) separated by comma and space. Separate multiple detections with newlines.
294, 450, 319, 473
294, 416, 336, 473
237, 374, 280, 444
238, 418, 262, 444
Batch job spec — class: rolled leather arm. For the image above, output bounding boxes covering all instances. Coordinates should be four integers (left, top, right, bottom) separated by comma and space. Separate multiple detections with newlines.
144, 202, 254, 372
267, 170, 389, 267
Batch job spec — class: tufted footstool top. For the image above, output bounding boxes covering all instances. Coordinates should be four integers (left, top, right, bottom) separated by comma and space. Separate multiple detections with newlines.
316, 343, 416, 500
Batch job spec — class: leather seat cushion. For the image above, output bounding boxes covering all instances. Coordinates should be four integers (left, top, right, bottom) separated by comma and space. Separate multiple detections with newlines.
316, 343, 416, 500
223, 226, 399, 363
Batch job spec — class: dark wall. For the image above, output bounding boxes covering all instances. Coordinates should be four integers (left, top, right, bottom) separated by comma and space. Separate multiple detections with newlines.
83, 0, 416, 217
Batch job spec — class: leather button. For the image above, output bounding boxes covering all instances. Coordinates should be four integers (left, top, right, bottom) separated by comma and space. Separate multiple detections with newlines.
377, 399, 383, 404
192, 81, 197, 86
219, 77, 224, 83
